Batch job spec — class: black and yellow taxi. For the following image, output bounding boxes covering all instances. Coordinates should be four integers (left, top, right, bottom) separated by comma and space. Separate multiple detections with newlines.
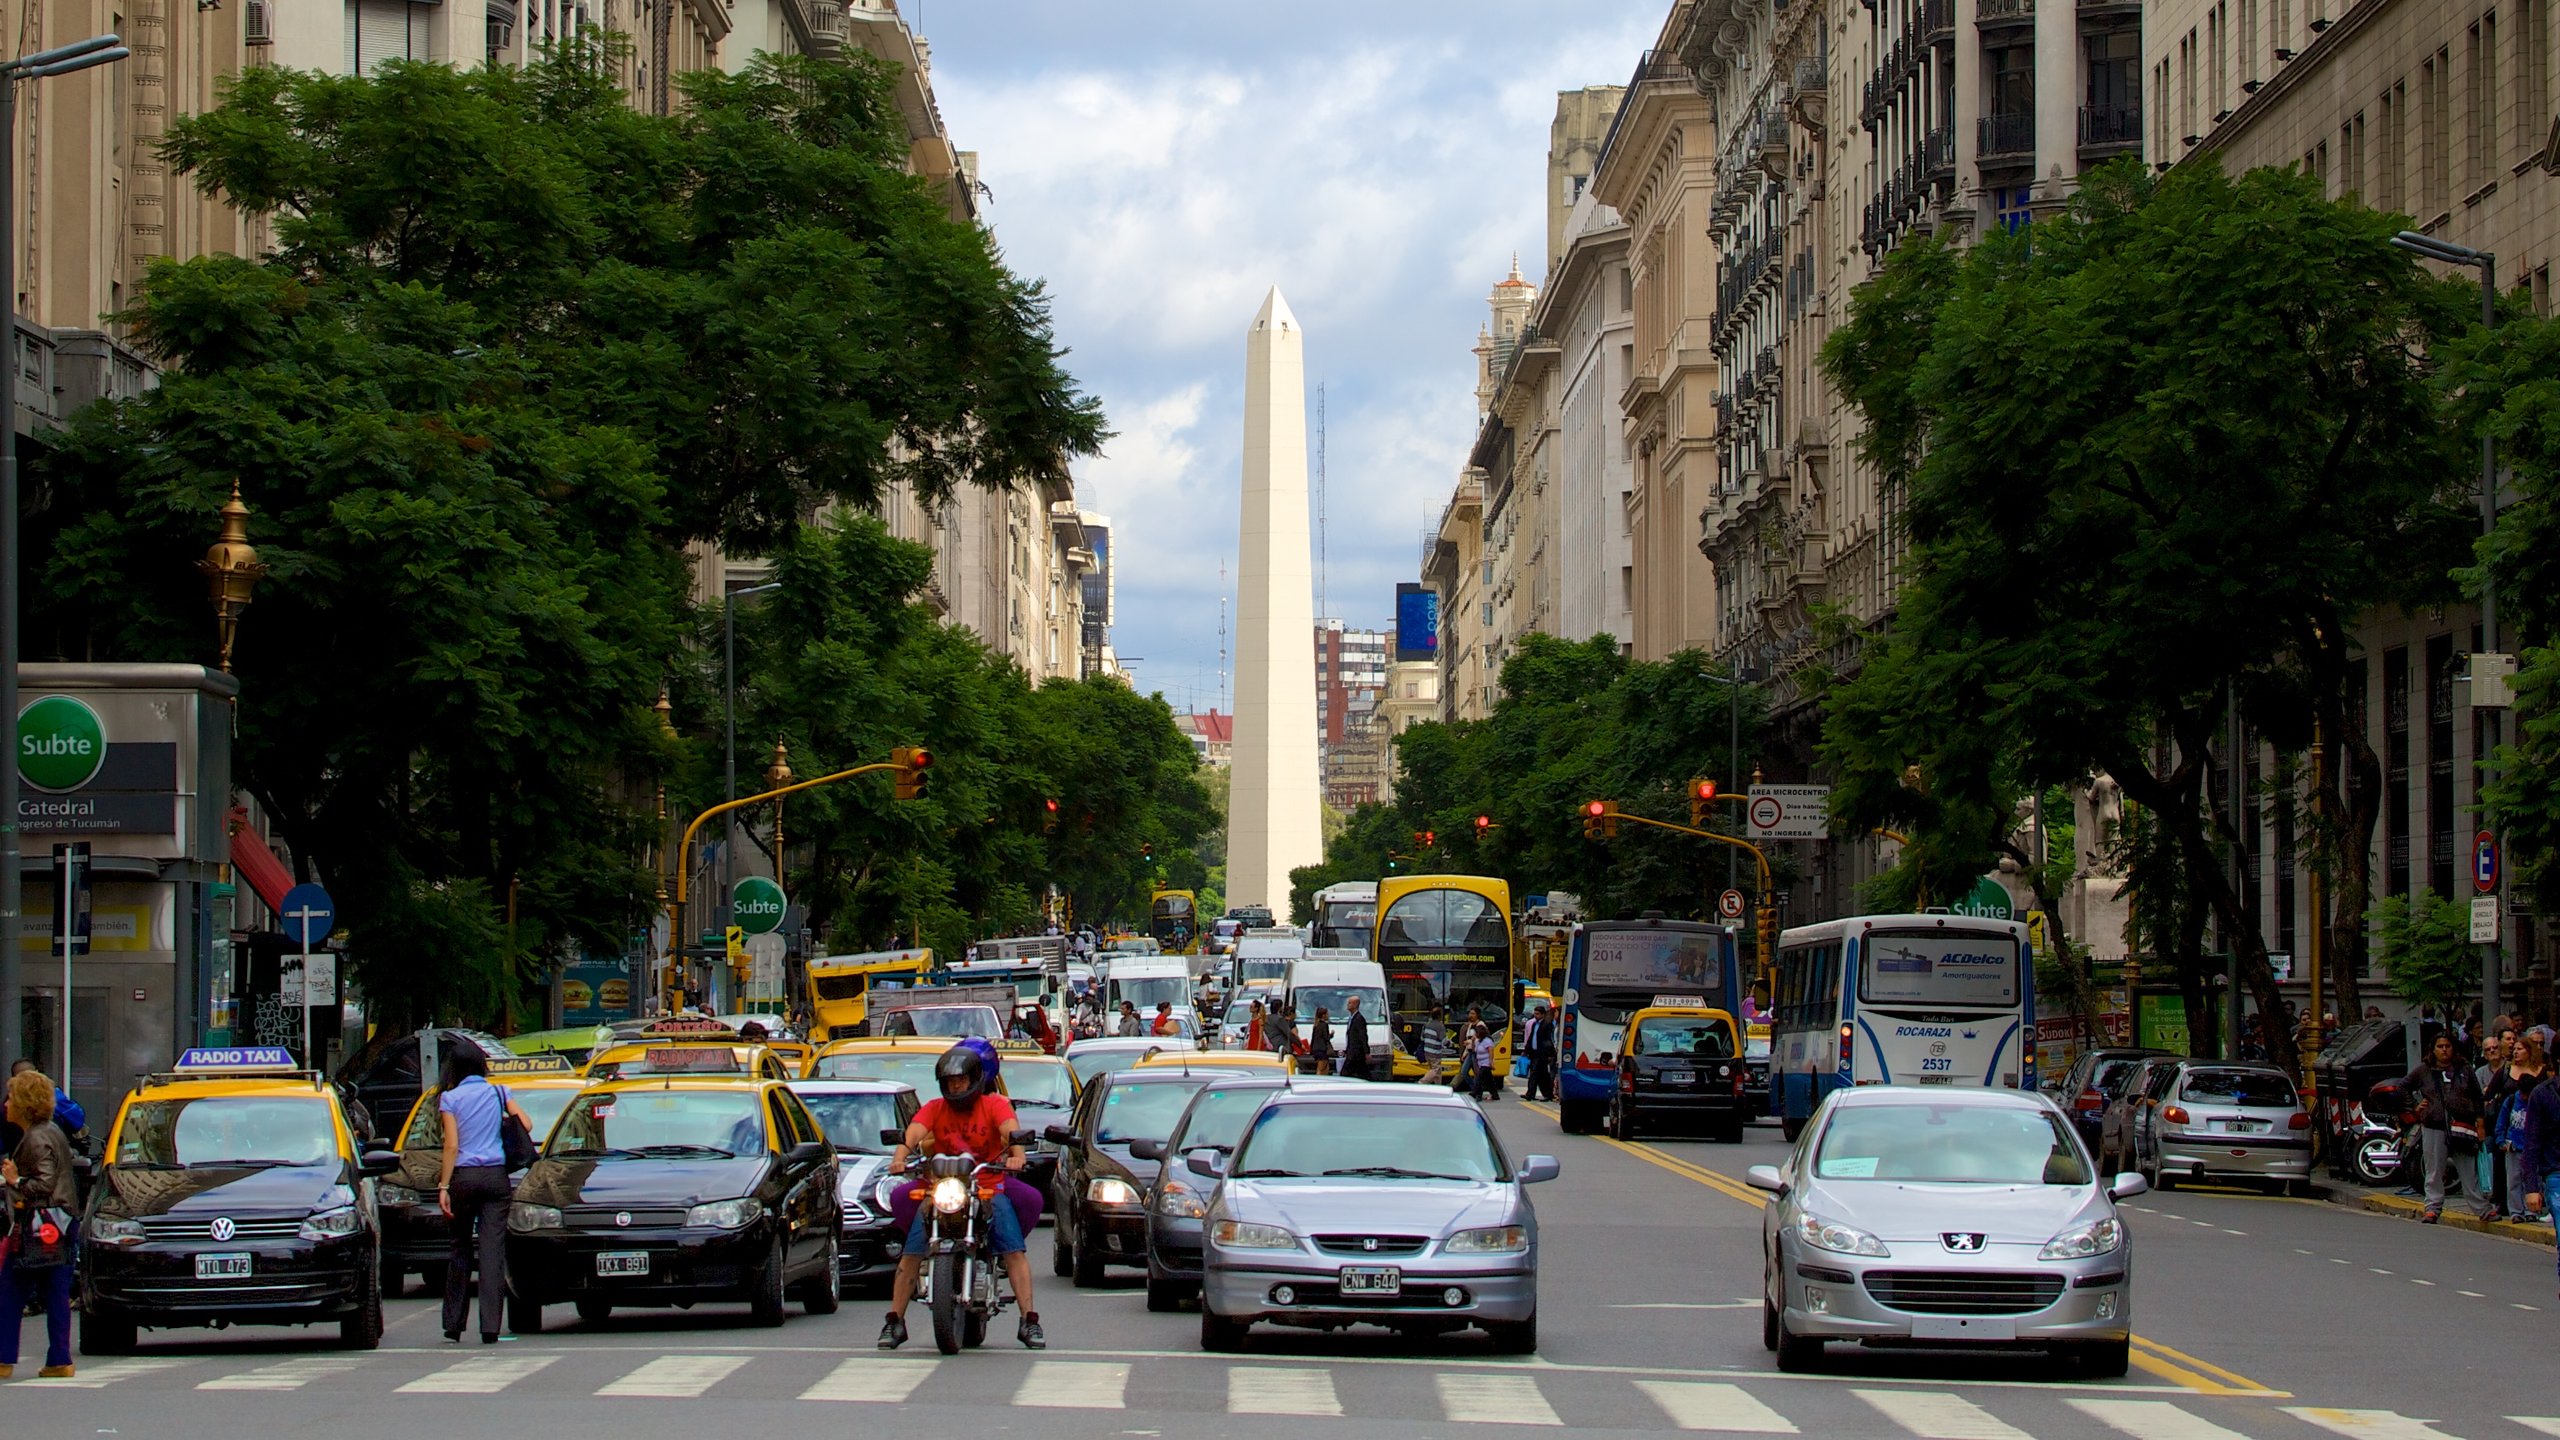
504, 1073, 842, 1329
582, 1020, 794, 1083
1607, 1005, 1749, 1143
804, 1034, 964, 1093
376, 1055, 589, 1295
78, 1047, 403, 1355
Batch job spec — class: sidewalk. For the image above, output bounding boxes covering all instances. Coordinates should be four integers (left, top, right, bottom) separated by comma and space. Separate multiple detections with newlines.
2316, 1174, 2558, 1246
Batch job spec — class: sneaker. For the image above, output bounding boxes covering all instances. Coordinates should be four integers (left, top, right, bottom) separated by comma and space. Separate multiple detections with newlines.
877, 1313, 909, 1350
37, 1365, 73, 1380
1019, 1315, 1047, 1350
2421, 1206, 2443, 1223
0, 1364, 14, 1380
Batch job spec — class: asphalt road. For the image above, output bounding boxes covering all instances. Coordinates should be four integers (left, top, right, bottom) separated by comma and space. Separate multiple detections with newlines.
8, 1095, 2559, 1440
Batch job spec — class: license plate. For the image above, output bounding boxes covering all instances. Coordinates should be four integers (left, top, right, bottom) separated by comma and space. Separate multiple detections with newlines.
1664, 1071, 1696, 1086
595, 1251, 651, 1277
2216, 1119, 2269, 1133
195, 1253, 251, 1280
1338, 1266, 1402, 1296
1912, 1315, 2017, 1341
1915, 1075, 1954, 1085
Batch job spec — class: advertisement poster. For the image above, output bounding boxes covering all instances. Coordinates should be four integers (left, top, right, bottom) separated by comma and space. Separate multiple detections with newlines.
1860, 932, 2022, 1007
1584, 930, 1727, 996
560, 952, 638, 1026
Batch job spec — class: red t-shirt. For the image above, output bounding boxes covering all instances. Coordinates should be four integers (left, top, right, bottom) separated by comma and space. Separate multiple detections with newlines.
914, 1095, 1020, 1162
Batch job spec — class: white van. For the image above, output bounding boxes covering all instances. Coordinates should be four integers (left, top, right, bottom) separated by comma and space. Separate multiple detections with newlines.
1232, 927, 1305, 992
1285, 950, 1392, 1072
1104, 955, 1195, 1035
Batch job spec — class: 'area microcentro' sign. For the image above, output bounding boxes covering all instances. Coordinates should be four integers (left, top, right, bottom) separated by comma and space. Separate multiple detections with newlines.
19, 695, 107, 792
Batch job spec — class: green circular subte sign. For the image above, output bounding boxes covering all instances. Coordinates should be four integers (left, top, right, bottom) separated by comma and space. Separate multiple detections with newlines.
19, 695, 106, 793
732, 875, 788, 935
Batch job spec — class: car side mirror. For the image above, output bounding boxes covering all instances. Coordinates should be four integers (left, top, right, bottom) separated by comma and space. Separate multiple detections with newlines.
358, 1150, 403, 1178
879, 1128, 905, 1148
1186, 1149, 1227, 1179
785, 1140, 830, 1167
2109, 1172, 2149, 1200
1745, 1164, 1788, 1194
1128, 1138, 1165, 1162
1518, 1155, 1560, 1185
1044, 1124, 1082, 1149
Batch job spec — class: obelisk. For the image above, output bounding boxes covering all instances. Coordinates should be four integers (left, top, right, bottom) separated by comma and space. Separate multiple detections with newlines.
1230, 288, 1323, 914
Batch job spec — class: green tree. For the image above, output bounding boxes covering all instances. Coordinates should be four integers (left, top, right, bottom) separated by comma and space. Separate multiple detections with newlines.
2373, 893, 2496, 1016
1817, 160, 2472, 1071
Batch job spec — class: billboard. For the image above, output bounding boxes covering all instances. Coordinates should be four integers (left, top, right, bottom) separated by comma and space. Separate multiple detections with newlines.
1395, 583, 1439, 663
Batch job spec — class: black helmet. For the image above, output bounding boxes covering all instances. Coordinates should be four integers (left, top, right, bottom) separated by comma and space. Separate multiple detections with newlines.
934, 1043, 990, 1107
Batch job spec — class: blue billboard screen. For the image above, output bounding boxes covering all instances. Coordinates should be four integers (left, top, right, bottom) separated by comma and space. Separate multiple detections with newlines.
1395, 584, 1439, 663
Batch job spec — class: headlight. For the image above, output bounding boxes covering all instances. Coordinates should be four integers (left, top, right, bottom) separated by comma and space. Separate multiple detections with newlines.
507, 1203, 562, 1233
1087, 1177, 1140, 1206
87, 1216, 144, 1247
932, 1177, 970, 1214
1209, 1220, 1298, 1250
2039, 1217, 2124, 1260
686, 1197, 766, 1229
1444, 1225, 1530, 1254
1790, 1210, 1891, 1257
300, 1206, 362, 1240
1156, 1183, 1207, 1219
376, 1183, 423, 1208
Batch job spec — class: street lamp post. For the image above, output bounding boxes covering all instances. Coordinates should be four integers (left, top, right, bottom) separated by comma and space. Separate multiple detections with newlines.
0, 33, 130, 1066
2390, 230, 2502, 1030
721, 580, 782, 919
1701, 665, 1760, 891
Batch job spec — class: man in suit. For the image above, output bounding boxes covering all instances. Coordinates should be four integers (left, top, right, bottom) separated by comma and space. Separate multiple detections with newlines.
1523, 1005, 1558, 1102
1342, 997, 1372, 1080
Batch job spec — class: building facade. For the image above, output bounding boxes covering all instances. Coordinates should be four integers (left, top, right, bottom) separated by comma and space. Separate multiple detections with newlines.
1423, 474, 1489, 720
1548, 189, 1640, 652
1317, 622, 1390, 809
1373, 659, 1444, 804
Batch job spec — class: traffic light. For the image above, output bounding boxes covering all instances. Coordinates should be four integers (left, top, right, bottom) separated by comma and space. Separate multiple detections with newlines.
1141, 842, 1154, 862
1582, 799, 1621, 840
1690, 778, 1718, 827
1475, 814, 1492, 836
1043, 798, 1060, 834
891, 746, 933, 800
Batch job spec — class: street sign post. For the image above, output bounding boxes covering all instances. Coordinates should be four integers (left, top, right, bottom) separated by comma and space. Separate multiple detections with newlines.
1746, 785, 1831, 840
50, 841, 88, 1085
1717, 888, 1747, 921
2472, 895, 2502, 944
279, 882, 335, 1065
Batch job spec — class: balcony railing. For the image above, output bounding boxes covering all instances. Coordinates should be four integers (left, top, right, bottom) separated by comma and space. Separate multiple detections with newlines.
1921, 0, 1954, 41
1978, 110, 2035, 160
1975, 0, 2036, 25
1924, 122, 1956, 177
2078, 103, 2142, 149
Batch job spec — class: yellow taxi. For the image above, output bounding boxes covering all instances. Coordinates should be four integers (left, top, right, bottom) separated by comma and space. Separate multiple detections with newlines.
377, 1055, 591, 1295
583, 1021, 793, 1082
1136, 1050, 1291, 1074
762, 1040, 817, 1078
80, 1047, 402, 1355
1609, 1004, 1749, 1143
804, 1034, 963, 1094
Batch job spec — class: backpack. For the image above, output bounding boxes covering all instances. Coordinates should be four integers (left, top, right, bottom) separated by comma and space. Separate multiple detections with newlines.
2496, 1087, 2533, 1153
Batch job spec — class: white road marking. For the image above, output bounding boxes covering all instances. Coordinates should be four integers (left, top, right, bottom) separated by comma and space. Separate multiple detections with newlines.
198, 1357, 369, 1391
2411, 1279, 2436, 1286
2283, 1407, 2463, 1439
595, 1354, 749, 1398
1853, 1389, 2033, 1439
18, 1357, 193, 1388
801, 1358, 938, 1402
1228, 1367, 1343, 1416
1438, 1373, 1561, 1425
2296, 1248, 2315, 1254
1017, 1360, 1129, 1409
2459, 1290, 2487, 1297
2517, 1304, 2543, 1311
397, 1354, 560, 1394
2068, 1398, 2255, 1440
1638, 1380, 1800, 1432
2223, 1230, 2248, 1236
2509, 1419, 2560, 1437
2369, 1268, 2393, 1275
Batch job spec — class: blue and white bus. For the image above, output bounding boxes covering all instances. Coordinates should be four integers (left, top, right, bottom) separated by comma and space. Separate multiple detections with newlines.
1554, 917, 1742, 1135
1770, 912, 2035, 1141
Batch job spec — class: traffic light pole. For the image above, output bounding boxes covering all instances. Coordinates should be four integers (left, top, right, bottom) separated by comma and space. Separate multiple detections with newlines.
1587, 808, 1779, 991
663, 756, 919, 1011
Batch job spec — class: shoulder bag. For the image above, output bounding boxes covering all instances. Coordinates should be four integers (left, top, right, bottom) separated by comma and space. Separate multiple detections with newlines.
12, 1204, 73, 1269
498, 1086, 540, 1171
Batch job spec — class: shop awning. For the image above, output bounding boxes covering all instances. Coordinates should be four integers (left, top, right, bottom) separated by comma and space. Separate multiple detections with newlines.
226, 806, 292, 916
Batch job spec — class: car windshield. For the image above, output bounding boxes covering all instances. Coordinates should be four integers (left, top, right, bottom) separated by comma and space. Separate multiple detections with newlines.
1811, 1103, 2090, 1185
811, 1052, 944, 1090
1293, 985, 1385, 1025
1068, 1045, 1186, 1086
1233, 1103, 1505, 1182
885, 1007, 1000, 1038
2091, 1056, 2152, 1092
1115, 977, 1190, 1010
2180, 1069, 2299, 1107
1632, 1016, 1735, 1058
796, 1091, 907, 1153
116, 1096, 338, 1169
1169, 1085, 1282, 1153
1003, 1063, 1074, 1109
1096, 1077, 1216, 1144
404, 1087, 578, 1150
549, 1090, 764, 1159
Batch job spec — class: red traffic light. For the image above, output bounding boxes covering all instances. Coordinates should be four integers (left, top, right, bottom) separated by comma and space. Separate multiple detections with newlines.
1585, 800, 1606, 817
1044, 798, 1059, 812
1475, 814, 1491, 830
1695, 779, 1717, 801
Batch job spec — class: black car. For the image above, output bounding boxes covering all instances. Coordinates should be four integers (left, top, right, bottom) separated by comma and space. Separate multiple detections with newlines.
2050, 1046, 2173, 1151
786, 1078, 920, 1290
339, 1028, 514, 1144
1607, 1009, 1747, 1143
376, 1061, 587, 1296
80, 1059, 403, 1355
505, 1078, 842, 1329
1046, 1066, 1216, 1287
998, 1055, 1076, 1201
1743, 1028, 1772, 1117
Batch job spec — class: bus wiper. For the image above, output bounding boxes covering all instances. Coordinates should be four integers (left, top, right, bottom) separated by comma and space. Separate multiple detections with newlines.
1322, 1166, 1477, 1181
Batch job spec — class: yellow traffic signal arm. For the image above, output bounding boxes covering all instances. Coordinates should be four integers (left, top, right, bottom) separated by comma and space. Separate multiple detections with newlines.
1579, 805, 1781, 991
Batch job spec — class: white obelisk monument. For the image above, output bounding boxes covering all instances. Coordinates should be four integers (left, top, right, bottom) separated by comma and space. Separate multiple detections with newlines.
1229, 288, 1323, 913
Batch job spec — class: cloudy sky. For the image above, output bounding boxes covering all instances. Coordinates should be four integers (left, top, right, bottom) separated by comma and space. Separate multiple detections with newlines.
921, 0, 1665, 714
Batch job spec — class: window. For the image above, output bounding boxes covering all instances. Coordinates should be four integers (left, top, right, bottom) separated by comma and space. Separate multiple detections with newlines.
2086, 29, 2138, 113
2381, 82, 2408, 209
2210, 3, 2229, 116
2385, 644, 2411, 897
2179, 30, 2198, 141
2471, 16, 2499, 187
2525, 0, 2553, 159
2238, 0, 2259, 84
2341, 111, 2367, 197
2422, 48, 2453, 213
1991, 42, 2034, 119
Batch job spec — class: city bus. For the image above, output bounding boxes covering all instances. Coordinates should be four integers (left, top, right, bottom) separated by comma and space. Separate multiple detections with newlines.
1770, 912, 2036, 1141
1308, 880, 1378, 952
1373, 875, 1514, 1082
803, 947, 934, 1041
1149, 889, 1201, 955
1553, 917, 1741, 1134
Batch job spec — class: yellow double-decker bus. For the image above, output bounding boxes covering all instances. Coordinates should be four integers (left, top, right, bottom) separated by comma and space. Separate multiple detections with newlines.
1149, 889, 1200, 955
1373, 875, 1514, 1083
803, 947, 934, 1041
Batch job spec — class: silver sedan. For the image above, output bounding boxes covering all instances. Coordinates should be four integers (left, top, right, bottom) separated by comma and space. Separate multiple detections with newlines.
1748, 1085, 2145, 1376
1195, 1086, 1558, 1353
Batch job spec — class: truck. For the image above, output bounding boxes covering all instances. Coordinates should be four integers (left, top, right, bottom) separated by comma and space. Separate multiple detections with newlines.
804, 948, 935, 1041
865, 983, 1022, 1040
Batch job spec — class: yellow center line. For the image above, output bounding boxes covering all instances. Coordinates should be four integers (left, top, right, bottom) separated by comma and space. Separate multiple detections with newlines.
1514, 1102, 2289, 1399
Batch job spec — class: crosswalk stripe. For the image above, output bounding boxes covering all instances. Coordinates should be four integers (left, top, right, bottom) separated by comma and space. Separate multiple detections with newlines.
1438, 1373, 1561, 1426
1636, 1380, 1799, 1433
198, 1357, 369, 1391
2068, 1398, 2255, 1440
19, 1357, 193, 1389
595, 1354, 749, 1398
2509, 1420, 2560, 1437
1015, 1360, 1128, 1409
1228, 1367, 1343, 1416
2283, 1410, 2462, 1439
1854, 1390, 2033, 1440
801, 1358, 939, 1403
397, 1354, 560, 1394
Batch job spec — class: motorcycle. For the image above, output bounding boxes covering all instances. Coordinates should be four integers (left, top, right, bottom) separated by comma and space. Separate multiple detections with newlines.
900, 1140, 1033, 1355
2341, 1079, 2414, 1189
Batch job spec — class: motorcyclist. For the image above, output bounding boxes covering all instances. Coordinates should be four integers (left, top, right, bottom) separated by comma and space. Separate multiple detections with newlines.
878, 1038, 1043, 1350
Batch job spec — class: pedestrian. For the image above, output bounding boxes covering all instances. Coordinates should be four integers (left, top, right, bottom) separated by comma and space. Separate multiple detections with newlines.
0, 1066, 77, 1378
2403, 1031, 2490, 1223
1247, 999, 1267, 1053
2522, 1039, 2560, 1290
1268, 1004, 1297, 1059
437, 1045, 534, 1344
2504, 1034, 2551, 1223
2482, 1029, 2521, 1219
1471, 1024, 1500, 1101
1116, 1000, 1142, 1037
1524, 1005, 1558, 1101
1151, 1001, 1179, 1038
1455, 1020, 1482, 1094
1308, 1007, 1335, 1075
1342, 996, 1372, 1080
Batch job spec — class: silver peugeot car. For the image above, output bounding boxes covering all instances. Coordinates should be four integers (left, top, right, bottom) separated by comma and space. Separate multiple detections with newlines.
1194, 1086, 1558, 1352
1749, 1085, 2145, 1376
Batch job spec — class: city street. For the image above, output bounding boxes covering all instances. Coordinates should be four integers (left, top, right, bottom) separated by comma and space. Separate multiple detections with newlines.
9, 1099, 2558, 1440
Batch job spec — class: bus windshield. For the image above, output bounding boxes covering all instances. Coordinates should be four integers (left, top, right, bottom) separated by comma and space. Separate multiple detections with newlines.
1859, 932, 2021, 1008
1313, 901, 1376, 952
1379, 891, 1508, 951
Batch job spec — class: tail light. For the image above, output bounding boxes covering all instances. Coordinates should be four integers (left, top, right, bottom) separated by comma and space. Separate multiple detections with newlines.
2288, 1111, 2311, 1130
1731, 1065, 1745, 1098
1621, 1068, 1636, 1093
1838, 1023, 1853, 1066
2163, 1105, 2190, 1125
2075, 1087, 2105, 1113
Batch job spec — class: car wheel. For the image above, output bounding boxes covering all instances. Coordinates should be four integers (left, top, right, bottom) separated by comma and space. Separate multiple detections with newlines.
1146, 1274, 1183, 1312
339, 1259, 384, 1350
1780, 1114, 1806, 1144
749, 1234, 789, 1328
1484, 1311, 1537, 1354
79, 1306, 137, 1357
1609, 1100, 1634, 1142
2071, 1338, 2131, 1378
1761, 1287, 1779, 1353
1073, 1225, 1109, 1287
2286, 1178, 2314, 1199
1200, 1306, 1250, 1353
1773, 1310, 1824, 1373
1052, 1226, 1075, 1279
378, 1253, 407, 1299
802, 1234, 844, 1315
575, 1296, 613, 1325
507, 1286, 544, 1335
1719, 1118, 1745, 1144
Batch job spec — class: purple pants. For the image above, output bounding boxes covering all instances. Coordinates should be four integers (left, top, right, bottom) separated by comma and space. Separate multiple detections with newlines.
887, 1174, 1044, 1234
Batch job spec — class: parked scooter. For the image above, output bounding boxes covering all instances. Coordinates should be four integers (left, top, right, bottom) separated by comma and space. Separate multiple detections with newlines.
2341, 1078, 2414, 1188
